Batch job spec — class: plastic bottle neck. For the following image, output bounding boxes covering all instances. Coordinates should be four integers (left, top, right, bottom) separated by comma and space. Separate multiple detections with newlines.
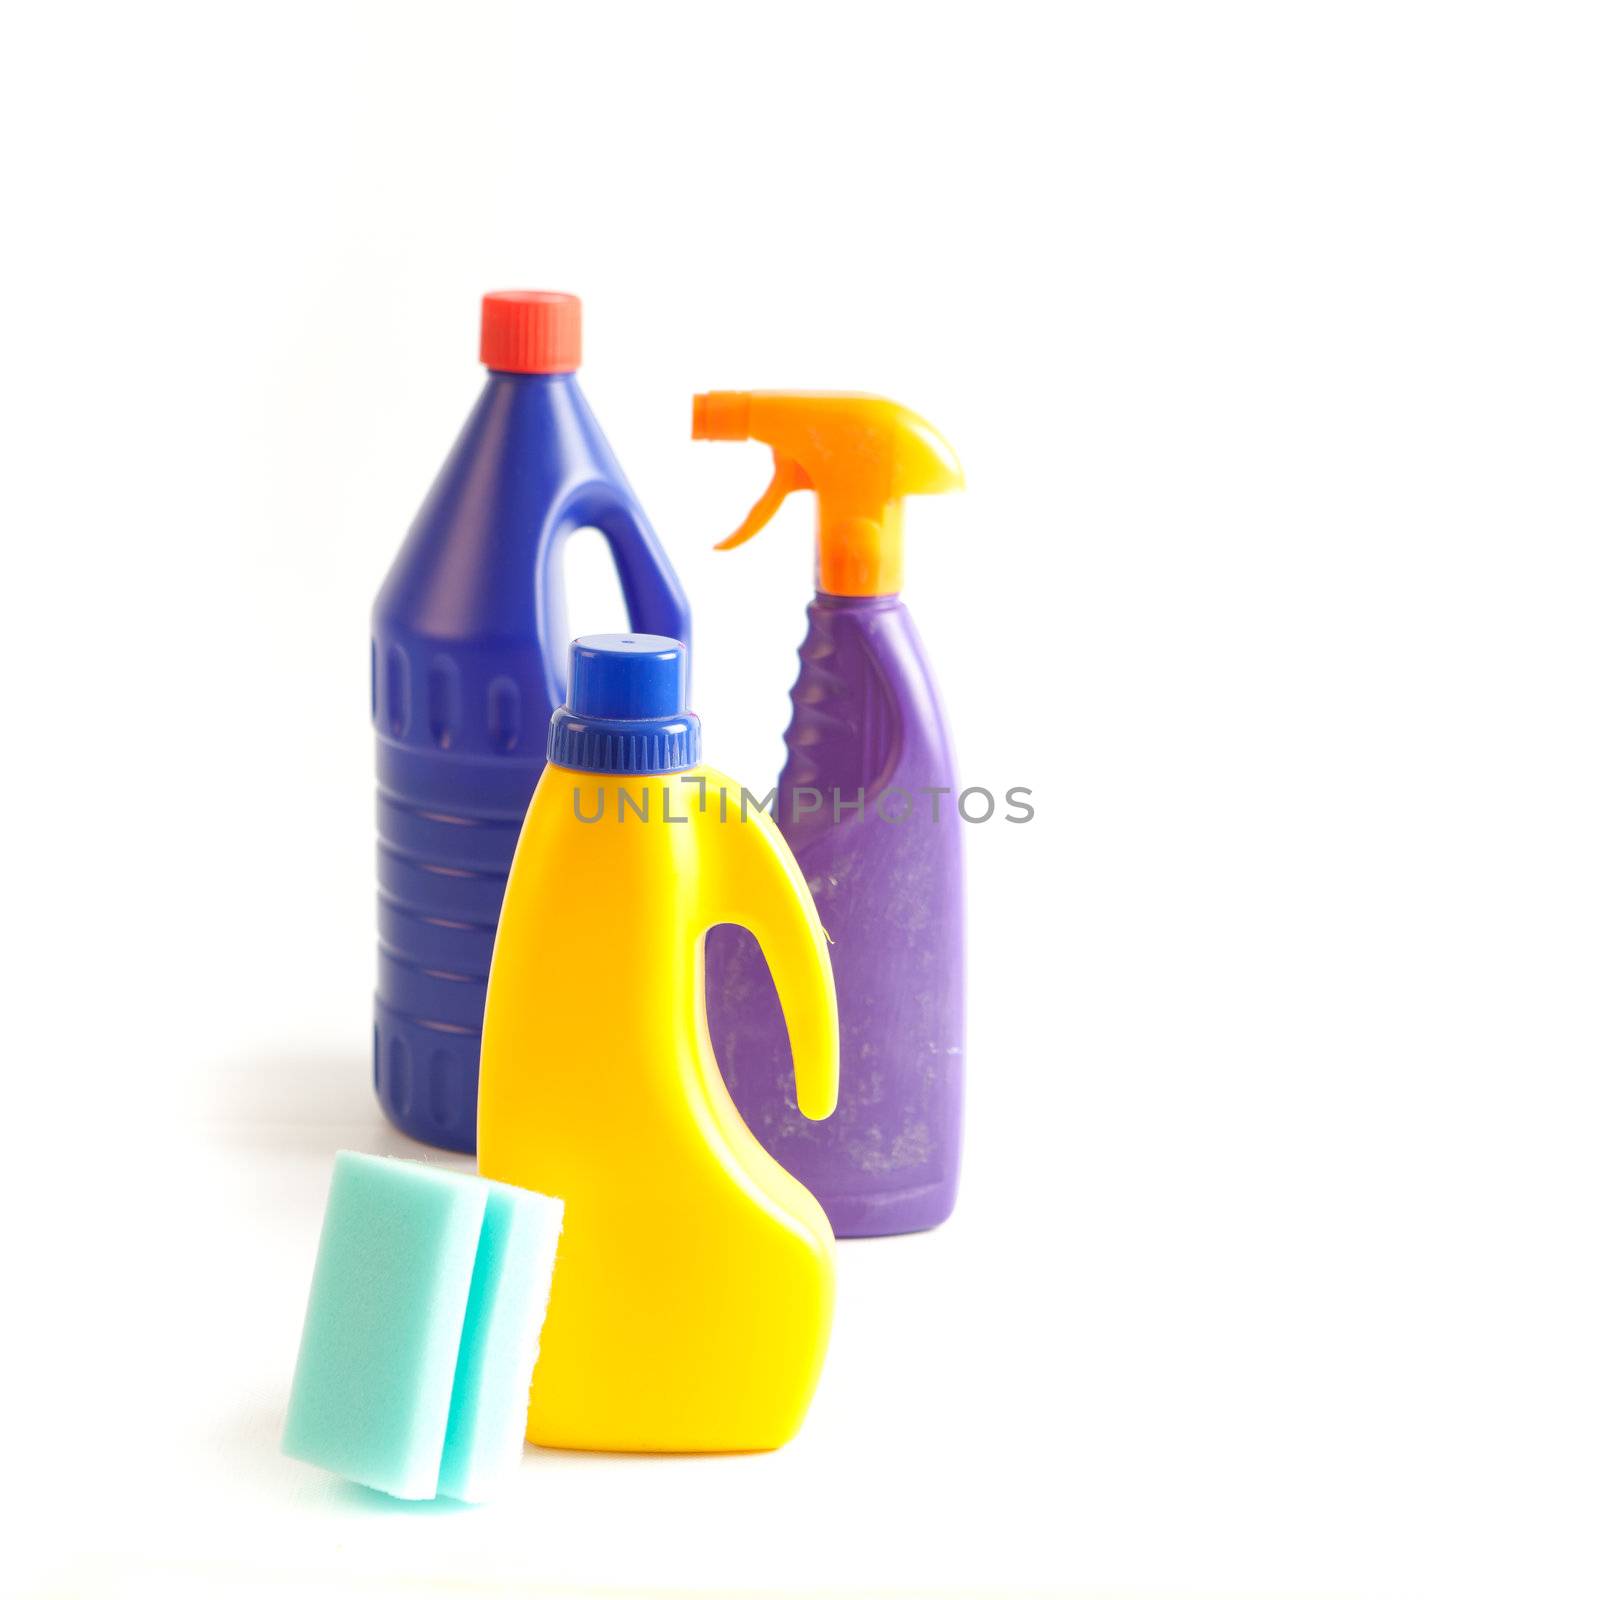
483, 368, 579, 391
813, 590, 903, 612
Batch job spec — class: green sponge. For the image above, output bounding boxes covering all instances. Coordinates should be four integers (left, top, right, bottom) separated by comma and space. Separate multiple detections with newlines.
438, 1178, 563, 1500
282, 1152, 562, 1502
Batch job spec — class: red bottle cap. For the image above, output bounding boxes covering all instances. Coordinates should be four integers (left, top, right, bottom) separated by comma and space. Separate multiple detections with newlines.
479, 291, 582, 374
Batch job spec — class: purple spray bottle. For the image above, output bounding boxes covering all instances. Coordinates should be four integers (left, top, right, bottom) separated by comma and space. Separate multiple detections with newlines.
697, 392, 966, 1236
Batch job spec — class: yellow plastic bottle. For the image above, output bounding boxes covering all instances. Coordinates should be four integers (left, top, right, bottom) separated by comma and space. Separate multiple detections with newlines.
478, 634, 839, 1452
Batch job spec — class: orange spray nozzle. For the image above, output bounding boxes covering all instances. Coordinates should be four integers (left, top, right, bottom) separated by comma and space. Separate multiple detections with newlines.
691, 392, 964, 597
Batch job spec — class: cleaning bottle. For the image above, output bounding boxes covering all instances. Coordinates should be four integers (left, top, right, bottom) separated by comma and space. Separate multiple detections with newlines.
478, 634, 839, 1453
695, 392, 966, 1237
372, 292, 689, 1153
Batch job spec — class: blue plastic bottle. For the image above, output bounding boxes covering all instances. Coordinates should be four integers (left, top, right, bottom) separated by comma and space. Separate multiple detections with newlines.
372, 291, 689, 1151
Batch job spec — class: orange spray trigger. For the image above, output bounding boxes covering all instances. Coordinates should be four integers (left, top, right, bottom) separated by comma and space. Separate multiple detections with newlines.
692, 391, 964, 597
712, 454, 811, 551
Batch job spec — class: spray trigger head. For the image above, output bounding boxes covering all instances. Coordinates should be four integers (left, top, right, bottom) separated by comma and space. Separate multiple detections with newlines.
692, 391, 963, 597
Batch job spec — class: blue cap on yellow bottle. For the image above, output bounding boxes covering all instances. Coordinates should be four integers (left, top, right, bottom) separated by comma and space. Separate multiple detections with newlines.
546, 634, 700, 774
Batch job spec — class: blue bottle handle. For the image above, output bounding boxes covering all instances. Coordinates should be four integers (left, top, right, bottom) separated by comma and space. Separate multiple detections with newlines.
594, 492, 692, 647
536, 482, 691, 709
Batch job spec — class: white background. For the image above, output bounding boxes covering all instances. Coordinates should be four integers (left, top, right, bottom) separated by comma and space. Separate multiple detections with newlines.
4, 2, 1598, 1596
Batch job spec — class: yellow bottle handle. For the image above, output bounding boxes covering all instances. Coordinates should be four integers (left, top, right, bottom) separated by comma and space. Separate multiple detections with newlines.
708, 786, 838, 1120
